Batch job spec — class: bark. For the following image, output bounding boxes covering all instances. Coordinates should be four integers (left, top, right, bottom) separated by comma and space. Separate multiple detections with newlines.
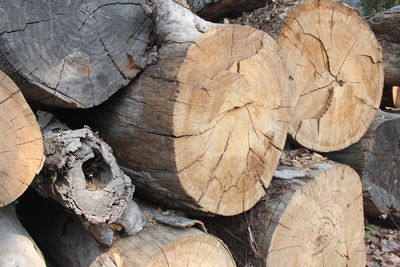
367, 6, 400, 86
0, 70, 44, 207
327, 110, 400, 223
233, 0, 384, 152
0, 205, 46, 267
90, 0, 292, 216
187, 0, 268, 21
33, 111, 142, 246
206, 162, 366, 267
25, 202, 235, 267
0, 0, 154, 108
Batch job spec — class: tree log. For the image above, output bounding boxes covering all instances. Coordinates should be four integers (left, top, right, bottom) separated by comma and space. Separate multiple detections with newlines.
0, 205, 46, 267
187, 0, 268, 21
367, 6, 400, 86
0, 0, 154, 108
91, 0, 291, 216
206, 162, 365, 267
33, 112, 138, 242
0, 70, 44, 207
28, 204, 235, 267
327, 110, 400, 222
233, 0, 384, 152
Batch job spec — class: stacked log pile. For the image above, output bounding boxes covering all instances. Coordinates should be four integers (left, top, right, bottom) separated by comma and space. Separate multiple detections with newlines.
0, 0, 398, 266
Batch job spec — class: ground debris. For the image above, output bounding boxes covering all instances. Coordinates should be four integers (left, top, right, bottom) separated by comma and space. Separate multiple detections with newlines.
365, 224, 400, 266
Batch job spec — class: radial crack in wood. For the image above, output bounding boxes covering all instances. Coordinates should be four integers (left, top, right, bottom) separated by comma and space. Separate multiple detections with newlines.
206, 162, 366, 267
278, 0, 384, 152
232, 0, 384, 152
0, 70, 44, 207
91, 0, 291, 216
0, 0, 154, 108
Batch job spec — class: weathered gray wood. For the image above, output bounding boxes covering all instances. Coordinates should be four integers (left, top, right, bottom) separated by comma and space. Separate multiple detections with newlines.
367, 6, 400, 86
33, 112, 144, 246
0, 205, 46, 267
0, 0, 154, 108
327, 110, 400, 222
187, 0, 268, 21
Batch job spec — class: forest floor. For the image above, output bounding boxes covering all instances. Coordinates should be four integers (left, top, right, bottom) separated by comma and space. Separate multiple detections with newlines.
365, 222, 400, 266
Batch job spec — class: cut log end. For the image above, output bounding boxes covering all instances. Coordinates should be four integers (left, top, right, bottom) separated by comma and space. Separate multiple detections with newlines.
266, 165, 365, 266
208, 163, 365, 266
0, 0, 153, 108
0, 71, 44, 207
279, 0, 383, 152
173, 25, 291, 215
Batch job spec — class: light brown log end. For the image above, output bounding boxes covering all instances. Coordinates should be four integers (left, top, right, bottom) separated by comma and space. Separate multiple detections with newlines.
0, 71, 44, 207
172, 25, 291, 215
279, 0, 384, 152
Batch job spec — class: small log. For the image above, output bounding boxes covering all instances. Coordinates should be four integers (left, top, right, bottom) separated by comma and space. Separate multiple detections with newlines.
33, 112, 137, 240
0, 0, 154, 108
0, 205, 46, 267
29, 204, 235, 267
206, 162, 366, 266
0, 70, 44, 207
367, 6, 400, 86
91, 0, 292, 216
187, 0, 268, 21
327, 110, 400, 222
233, 0, 384, 152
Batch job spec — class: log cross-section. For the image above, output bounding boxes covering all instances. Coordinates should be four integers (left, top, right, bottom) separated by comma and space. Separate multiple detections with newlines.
233, 0, 384, 152
92, 0, 292, 216
0, 0, 154, 108
0, 70, 44, 207
278, 0, 384, 152
207, 163, 366, 266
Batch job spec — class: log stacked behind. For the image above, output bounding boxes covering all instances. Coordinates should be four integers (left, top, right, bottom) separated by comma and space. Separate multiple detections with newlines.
187, 0, 268, 21
327, 111, 400, 222
367, 6, 400, 86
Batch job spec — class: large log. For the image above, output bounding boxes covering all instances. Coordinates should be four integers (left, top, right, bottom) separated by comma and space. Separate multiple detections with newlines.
233, 0, 384, 152
187, 0, 268, 21
0, 0, 154, 108
206, 162, 365, 266
0, 205, 46, 267
367, 6, 400, 86
91, 0, 292, 215
327, 110, 400, 222
0, 70, 44, 207
26, 203, 235, 267
33, 112, 141, 245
